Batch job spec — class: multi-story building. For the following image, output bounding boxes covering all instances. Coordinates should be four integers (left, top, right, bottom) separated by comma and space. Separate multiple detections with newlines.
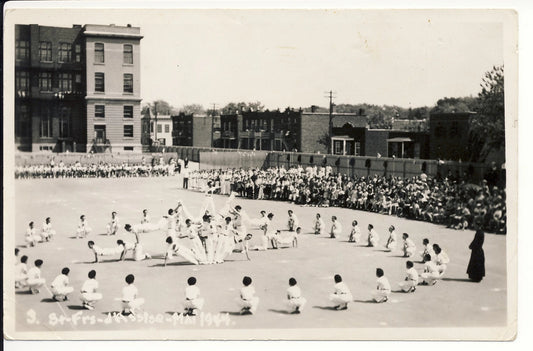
429, 112, 474, 161
14, 23, 143, 153
141, 111, 173, 146
171, 113, 220, 147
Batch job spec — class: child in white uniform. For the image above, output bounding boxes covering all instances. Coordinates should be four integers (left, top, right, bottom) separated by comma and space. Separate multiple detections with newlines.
183, 277, 205, 316
330, 216, 342, 239
420, 254, 440, 285
385, 225, 397, 251
80, 270, 103, 310
349, 220, 361, 243
41, 217, 56, 241
15, 255, 29, 288
399, 261, 419, 293
106, 212, 120, 236
402, 233, 417, 257
329, 274, 353, 310
367, 224, 380, 247
372, 268, 391, 303
124, 224, 152, 261
77, 215, 92, 238
25, 222, 41, 247
419, 238, 435, 263
164, 236, 199, 266
313, 213, 326, 235
286, 277, 307, 314
184, 219, 208, 264
238, 276, 259, 315
287, 210, 299, 232
27, 259, 46, 294
433, 244, 450, 276
121, 274, 144, 316
51, 267, 74, 301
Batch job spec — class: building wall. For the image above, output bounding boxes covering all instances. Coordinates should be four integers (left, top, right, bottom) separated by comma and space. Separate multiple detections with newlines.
429, 113, 472, 161
299, 113, 328, 154
193, 116, 214, 148
364, 130, 390, 157
84, 25, 142, 152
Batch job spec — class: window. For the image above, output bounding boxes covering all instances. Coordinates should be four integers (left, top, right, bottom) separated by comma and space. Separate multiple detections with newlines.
157, 124, 162, 133
39, 42, 52, 62
16, 40, 30, 60
95, 105, 105, 118
74, 74, 82, 92
40, 106, 52, 137
39, 72, 52, 91
123, 125, 134, 137
16, 71, 30, 93
75, 44, 81, 62
123, 44, 133, 64
164, 124, 169, 133
15, 104, 31, 138
95, 72, 105, 92
333, 140, 343, 155
124, 146, 134, 151
150, 121, 154, 133
59, 107, 71, 137
355, 142, 361, 156
58, 43, 72, 62
94, 43, 104, 63
123, 73, 133, 93
58, 73, 72, 91
94, 125, 106, 142
123, 105, 133, 119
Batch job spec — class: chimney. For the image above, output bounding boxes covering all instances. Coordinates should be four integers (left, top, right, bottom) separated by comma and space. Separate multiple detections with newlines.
127, 24, 132, 27
311, 105, 318, 113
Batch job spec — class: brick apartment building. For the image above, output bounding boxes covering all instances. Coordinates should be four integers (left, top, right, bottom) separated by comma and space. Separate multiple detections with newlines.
14, 24, 143, 153
171, 113, 221, 148
429, 112, 475, 161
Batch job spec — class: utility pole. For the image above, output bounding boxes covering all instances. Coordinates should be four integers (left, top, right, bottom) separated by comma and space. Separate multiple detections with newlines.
210, 103, 218, 147
153, 101, 158, 147
324, 90, 336, 154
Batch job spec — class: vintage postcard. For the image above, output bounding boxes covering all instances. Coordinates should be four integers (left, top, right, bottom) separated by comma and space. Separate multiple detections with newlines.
3, 2, 518, 341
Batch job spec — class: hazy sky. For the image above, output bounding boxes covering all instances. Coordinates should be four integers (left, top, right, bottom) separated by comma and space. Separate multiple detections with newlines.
6, 8, 505, 110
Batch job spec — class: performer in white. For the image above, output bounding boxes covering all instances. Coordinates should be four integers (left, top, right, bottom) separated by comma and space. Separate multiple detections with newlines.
348, 220, 361, 243
402, 233, 417, 257
313, 213, 326, 235
124, 224, 152, 261
330, 216, 342, 239
286, 277, 307, 314
164, 236, 199, 266
287, 210, 299, 232
329, 274, 353, 310
88, 240, 124, 263
80, 270, 103, 310
76, 215, 92, 238
213, 217, 234, 263
372, 268, 391, 303
25, 221, 41, 247
238, 276, 259, 315
274, 230, 299, 248
419, 238, 435, 263
50, 267, 74, 301
182, 277, 205, 316
253, 213, 277, 251
41, 217, 56, 241
420, 254, 441, 285
138, 209, 160, 233
27, 259, 46, 294
183, 219, 208, 264
120, 274, 144, 316
106, 211, 120, 236
15, 255, 29, 288
385, 225, 398, 251
367, 224, 380, 247
399, 261, 419, 293
433, 244, 450, 275
199, 214, 217, 264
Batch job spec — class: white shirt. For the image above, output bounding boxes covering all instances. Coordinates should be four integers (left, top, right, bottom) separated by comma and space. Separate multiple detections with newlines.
406, 267, 419, 283
333, 282, 351, 295
331, 221, 342, 233
424, 261, 439, 274
16, 263, 28, 276
185, 285, 200, 300
240, 285, 256, 300
287, 285, 302, 299
51, 274, 69, 289
122, 284, 138, 302
376, 276, 391, 292
404, 238, 416, 249
437, 251, 450, 265
42, 222, 53, 232
81, 279, 99, 293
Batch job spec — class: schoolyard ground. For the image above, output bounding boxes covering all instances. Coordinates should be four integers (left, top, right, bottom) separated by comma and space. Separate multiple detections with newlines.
11, 175, 507, 333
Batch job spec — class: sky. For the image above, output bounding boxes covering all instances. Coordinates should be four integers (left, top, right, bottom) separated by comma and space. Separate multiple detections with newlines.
5, 6, 507, 110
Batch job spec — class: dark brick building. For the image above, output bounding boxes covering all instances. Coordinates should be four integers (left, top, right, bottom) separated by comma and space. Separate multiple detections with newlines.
429, 112, 474, 161
171, 113, 220, 147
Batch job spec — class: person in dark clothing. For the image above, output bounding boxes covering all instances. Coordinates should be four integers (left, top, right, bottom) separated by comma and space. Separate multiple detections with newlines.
467, 229, 485, 282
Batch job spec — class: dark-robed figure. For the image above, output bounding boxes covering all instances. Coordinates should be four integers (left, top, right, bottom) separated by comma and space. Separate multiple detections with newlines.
467, 230, 485, 282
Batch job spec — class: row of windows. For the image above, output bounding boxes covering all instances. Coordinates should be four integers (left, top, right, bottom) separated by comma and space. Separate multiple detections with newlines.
94, 43, 133, 64
39, 106, 71, 138
94, 105, 134, 119
94, 124, 135, 138
15, 40, 134, 64
16, 71, 82, 92
94, 72, 133, 93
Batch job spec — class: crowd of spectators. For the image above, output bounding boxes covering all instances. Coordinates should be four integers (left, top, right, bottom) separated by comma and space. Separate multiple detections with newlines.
188, 165, 506, 234
15, 157, 184, 179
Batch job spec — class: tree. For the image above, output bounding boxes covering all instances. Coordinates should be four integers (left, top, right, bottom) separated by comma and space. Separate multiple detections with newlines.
430, 96, 478, 114
469, 65, 505, 162
141, 100, 175, 116
179, 104, 205, 115
221, 101, 265, 114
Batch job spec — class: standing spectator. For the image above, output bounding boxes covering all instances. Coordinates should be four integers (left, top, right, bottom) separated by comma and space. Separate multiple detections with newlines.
467, 229, 486, 282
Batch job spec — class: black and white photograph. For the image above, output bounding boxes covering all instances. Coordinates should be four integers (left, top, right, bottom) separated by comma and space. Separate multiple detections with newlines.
3, 1, 520, 342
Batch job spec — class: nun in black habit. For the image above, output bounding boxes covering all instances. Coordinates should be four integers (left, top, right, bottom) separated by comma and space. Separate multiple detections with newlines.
467, 229, 485, 282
